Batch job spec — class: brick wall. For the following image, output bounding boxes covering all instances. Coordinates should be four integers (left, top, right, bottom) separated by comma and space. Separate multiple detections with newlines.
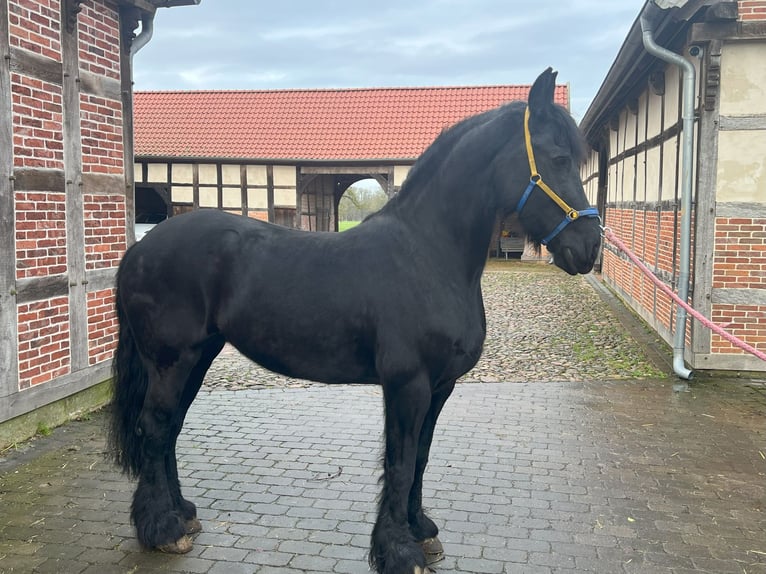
84, 193, 126, 270
8, 0, 61, 61
603, 207, 684, 342
77, 1, 120, 79
4, 0, 128, 409
87, 288, 118, 365
739, 0, 766, 20
17, 296, 70, 389
15, 191, 67, 279
11, 73, 64, 169
711, 217, 766, 354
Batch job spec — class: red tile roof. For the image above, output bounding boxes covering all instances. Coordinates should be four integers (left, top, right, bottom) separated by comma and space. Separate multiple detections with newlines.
134, 85, 569, 161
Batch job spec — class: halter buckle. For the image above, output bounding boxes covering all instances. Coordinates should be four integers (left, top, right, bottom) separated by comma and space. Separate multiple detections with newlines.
567, 209, 579, 221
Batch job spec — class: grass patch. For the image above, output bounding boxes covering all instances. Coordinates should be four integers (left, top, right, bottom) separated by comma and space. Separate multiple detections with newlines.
338, 221, 360, 232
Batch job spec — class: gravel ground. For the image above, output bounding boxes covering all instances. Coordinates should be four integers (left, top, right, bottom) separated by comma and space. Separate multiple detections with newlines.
203, 261, 666, 391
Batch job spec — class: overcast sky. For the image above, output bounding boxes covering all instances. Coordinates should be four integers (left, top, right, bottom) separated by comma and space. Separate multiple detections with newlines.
133, 0, 646, 120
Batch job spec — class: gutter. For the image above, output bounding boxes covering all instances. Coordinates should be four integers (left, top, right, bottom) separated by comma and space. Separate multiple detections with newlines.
640, 0, 695, 381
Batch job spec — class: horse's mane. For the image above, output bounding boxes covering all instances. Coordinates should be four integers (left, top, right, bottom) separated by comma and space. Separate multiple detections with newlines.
366, 99, 585, 223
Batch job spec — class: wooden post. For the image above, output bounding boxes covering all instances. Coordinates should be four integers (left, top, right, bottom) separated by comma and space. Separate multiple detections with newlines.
691, 42, 722, 359
0, 0, 19, 399
119, 6, 137, 244
266, 165, 275, 223
61, 2, 88, 371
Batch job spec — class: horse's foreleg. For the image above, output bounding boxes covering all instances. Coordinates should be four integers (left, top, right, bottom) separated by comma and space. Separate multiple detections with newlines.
408, 379, 455, 564
370, 374, 432, 574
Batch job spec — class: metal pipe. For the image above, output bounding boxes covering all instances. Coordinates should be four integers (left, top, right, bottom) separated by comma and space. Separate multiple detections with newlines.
640, 2, 694, 380
130, 12, 155, 59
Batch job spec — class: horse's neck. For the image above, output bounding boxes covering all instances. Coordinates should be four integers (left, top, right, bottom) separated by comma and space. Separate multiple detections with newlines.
391, 167, 498, 283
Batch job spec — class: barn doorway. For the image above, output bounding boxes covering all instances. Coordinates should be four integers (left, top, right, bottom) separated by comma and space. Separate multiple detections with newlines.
135, 185, 170, 240
337, 178, 387, 231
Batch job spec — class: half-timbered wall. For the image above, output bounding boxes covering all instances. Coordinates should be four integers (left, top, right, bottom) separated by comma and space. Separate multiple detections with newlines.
134, 158, 411, 232
1, 0, 131, 426
581, 1, 766, 373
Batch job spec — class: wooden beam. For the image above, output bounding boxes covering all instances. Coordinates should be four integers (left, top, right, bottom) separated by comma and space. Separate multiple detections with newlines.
119, 6, 137, 244
61, 3, 88, 372
267, 165, 275, 223
79, 70, 122, 101
16, 275, 69, 304
718, 114, 766, 131
118, 0, 156, 14
300, 166, 392, 175
10, 47, 63, 85
0, 362, 111, 423
13, 167, 66, 192
691, 85, 720, 357
0, 0, 19, 402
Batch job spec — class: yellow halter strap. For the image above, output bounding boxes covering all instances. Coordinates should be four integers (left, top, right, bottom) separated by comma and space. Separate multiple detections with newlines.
522, 106, 579, 220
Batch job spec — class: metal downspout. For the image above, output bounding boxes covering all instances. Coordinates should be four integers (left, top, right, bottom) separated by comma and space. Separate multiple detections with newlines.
130, 12, 155, 60
640, 2, 694, 380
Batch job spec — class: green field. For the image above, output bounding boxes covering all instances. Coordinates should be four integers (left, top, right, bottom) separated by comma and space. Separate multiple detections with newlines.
339, 221, 360, 232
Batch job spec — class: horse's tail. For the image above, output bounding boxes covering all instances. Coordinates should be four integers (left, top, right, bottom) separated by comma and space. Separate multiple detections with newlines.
107, 268, 147, 479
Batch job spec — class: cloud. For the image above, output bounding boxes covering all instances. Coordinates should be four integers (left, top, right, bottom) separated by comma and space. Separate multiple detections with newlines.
134, 0, 648, 117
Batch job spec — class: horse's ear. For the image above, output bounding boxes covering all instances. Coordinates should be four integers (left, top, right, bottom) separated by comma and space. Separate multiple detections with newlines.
528, 67, 558, 117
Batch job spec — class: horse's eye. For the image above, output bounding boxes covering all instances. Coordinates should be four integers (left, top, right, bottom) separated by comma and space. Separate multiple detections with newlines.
553, 156, 571, 170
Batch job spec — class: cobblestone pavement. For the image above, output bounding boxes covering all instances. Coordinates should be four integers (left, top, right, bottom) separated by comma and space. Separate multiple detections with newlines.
1, 264, 765, 574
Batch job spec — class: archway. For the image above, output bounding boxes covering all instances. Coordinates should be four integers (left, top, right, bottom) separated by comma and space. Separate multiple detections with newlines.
336, 178, 387, 231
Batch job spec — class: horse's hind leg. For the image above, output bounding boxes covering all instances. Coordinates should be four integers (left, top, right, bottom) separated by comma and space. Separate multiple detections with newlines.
131, 351, 201, 553
370, 374, 432, 574
165, 336, 225, 536
408, 379, 456, 564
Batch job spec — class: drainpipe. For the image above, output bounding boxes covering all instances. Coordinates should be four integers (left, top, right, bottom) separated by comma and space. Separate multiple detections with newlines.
640, 1, 694, 381
130, 11, 155, 60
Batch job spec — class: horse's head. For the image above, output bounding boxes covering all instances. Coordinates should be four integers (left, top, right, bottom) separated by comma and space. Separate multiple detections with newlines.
497, 68, 601, 275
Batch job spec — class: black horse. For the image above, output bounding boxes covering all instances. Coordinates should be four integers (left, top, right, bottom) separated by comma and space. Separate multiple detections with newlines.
108, 68, 601, 574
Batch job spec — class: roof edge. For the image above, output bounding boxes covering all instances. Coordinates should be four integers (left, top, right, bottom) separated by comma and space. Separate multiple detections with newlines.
579, 0, 710, 144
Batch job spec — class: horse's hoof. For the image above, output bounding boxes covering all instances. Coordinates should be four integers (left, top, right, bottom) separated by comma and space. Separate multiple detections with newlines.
419, 536, 444, 564
185, 517, 202, 535
157, 535, 193, 554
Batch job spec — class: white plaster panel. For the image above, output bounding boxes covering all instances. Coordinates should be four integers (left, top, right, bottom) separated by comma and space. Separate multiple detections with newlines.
134, 163, 143, 182
647, 89, 663, 139
248, 188, 268, 209
608, 163, 618, 203
147, 163, 167, 183
720, 43, 766, 115
716, 130, 766, 203
222, 165, 241, 186
199, 187, 218, 208
198, 164, 218, 185
247, 165, 268, 186
636, 151, 646, 204
171, 163, 193, 184
171, 186, 193, 203
664, 65, 681, 124
661, 139, 679, 202
273, 165, 296, 186
274, 188, 296, 207
394, 165, 410, 186
637, 92, 648, 143
222, 187, 241, 208
646, 146, 662, 202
